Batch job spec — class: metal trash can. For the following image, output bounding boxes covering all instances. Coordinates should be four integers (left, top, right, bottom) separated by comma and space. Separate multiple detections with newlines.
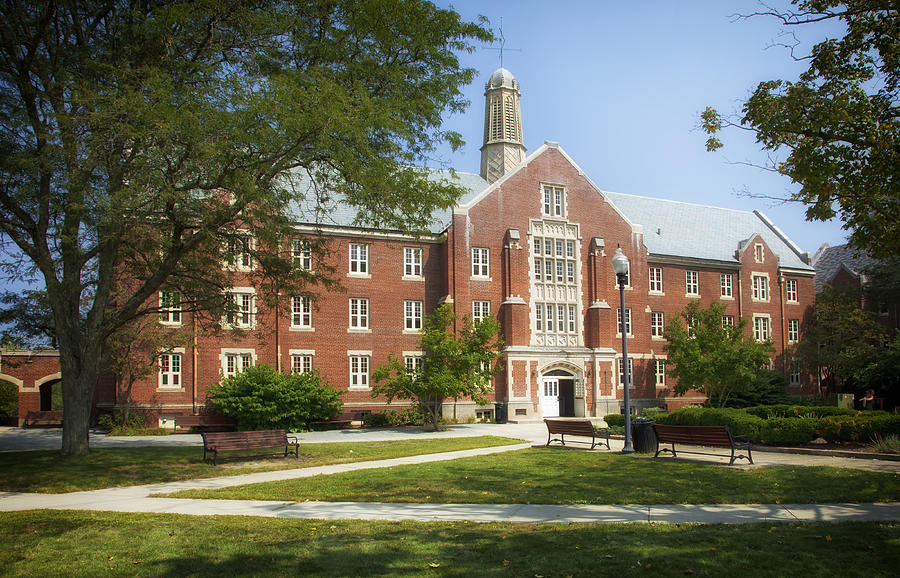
631, 417, 658, 454
494, 402, 508, 424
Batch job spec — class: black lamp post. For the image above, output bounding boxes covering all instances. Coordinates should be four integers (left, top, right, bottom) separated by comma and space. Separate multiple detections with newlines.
612, 247, 634, 454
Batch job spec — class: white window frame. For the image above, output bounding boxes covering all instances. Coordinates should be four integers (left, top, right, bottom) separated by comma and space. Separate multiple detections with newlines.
404, 300, 423, 331
752, 274, 770, 302
789, 358, 801, 386
685, 270, 699, 296
404, 353, 424, 375
616, 307, 632, 337
224, 288, 256, 329
349, 298, 369, 330
722, 315, 735, 328
158, 350, 184, 389
226, 233, 253, 271
472, 247, 490, 278
221, 349, 255, 378
290, 350, 314, 374
291, 295, 312, 329
788, 318, 800, 343
542, 185, 565, 217
292, 239, 312, 271
753, 315, 771, 342
720, 273, 733, 299
159, 291, 182, 325
650, 311, 665, 339
785, 278, 798, 303
349, 352, 371, 390
655, 359, 666, 388
617, 357, 634, 389
649, 267, 663, 293
473, 300, 491, 324
404, 247, 423, 278
349, 242, 369, 276
754, 243, 764, 263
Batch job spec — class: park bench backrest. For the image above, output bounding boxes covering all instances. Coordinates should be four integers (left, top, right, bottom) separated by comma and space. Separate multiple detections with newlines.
202, 430, 288, 451
653, 424, 734, 448
545, 419, 595, 436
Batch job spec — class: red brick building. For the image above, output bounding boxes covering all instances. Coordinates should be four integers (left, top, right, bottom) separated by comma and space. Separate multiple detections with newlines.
71, 68, 821, 425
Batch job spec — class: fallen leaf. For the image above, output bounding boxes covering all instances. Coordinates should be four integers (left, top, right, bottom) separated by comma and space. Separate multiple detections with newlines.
826, 536, 832, 542
429, 562, 440, 568
502, 559, 510, 566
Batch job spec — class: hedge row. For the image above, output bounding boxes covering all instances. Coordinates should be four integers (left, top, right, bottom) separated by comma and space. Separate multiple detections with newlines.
604, 406, 900, 445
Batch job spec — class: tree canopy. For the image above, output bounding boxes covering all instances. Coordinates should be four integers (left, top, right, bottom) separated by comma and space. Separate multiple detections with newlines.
372, 304, 502, 431
663, 302, 775, 408
0, 0, 491, 455
702, 1, 899, 259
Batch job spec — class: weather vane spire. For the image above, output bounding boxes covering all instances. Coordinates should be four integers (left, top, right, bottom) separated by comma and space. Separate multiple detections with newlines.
484, 17, 521, 69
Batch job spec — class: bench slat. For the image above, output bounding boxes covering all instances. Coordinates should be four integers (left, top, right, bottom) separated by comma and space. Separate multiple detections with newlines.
201, 429, 299, 465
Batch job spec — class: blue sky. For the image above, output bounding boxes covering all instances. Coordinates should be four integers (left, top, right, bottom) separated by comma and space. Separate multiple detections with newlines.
433, 0, 849, 256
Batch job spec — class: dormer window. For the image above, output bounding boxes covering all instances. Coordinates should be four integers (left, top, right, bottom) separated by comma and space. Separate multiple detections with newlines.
754, 243, 764, 263
542, 185, 565, 217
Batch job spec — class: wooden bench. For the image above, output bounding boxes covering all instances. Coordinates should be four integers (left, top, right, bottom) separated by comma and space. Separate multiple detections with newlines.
652, 424, 753, 465
174, 415, 236, 433
23, 410, 63, 427
201, 429, 299, 465
545, 418, 610, 450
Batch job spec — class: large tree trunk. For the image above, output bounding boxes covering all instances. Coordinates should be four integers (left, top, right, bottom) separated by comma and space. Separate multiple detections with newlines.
58, 335, 103, 456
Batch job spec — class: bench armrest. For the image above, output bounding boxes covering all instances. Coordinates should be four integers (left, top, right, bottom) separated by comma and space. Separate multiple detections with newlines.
286, 435, 300, 444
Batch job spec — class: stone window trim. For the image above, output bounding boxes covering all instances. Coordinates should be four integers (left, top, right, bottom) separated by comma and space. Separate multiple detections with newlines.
751, 272, 771, 303
616, 356, 635, 390
158, 347, 186, 390
220, 348, 256, 378
348, 350, 372, 390
290, 349, 315, 374
753, 314, 772, 342
616, 307, 633, 338
654, 358, 667, 388
785, 278, 799, 303
222, 287, 256, 329
542, 184, 566, 218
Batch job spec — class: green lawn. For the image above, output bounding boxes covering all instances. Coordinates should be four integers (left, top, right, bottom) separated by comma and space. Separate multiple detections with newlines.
0, 436, 523, 493
166, 448, 900, 504
2, 511, 897, 577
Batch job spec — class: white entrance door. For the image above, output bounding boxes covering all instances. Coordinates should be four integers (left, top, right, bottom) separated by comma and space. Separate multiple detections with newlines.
541, 378, 560, 417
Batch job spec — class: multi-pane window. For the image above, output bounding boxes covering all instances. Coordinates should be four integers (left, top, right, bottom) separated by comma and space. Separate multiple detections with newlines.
686, 271, 699, 296
159, 291, 182, 325
754, 316, 771, 341
226, 234, 252, 270
223, 351, 253, 377
158, 353, 181, 388
542, 185, 565, 217
785, 279, 798, 303
754, 243, 764, 263
350, 355, 369, 388
790, 358, 801, 386
292, 239, 312, 270
472, 248, 490, 278
291, 295, 312, 328
720, 273, 733, 298
404, 247, 422, 277
349, 243, 368, 275
618, 357, 634, 388
722, 315, 735, 328
225, 290, 255, 328
687, 314, 699, 337
291, 355, 313, 374
752, 274, 769, 302
531, 221, 579, 345
655, 359, 666, 387
349, 298, 369, 330
404, 300, 423, 331
788, 318, 800, 343
650, 312, 665, 338
616, 307, 632, 336
405, 355, 423, 375
473, 300, 491, 324
649, 267, 663, 293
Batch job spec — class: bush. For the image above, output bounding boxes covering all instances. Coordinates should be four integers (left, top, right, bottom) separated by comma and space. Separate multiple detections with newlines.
655, 407, 766, 439
745, 405, 861, 419
816, 414, 900, 443
759, 417, 818, 444
604, 414, 625, 427
206, 365, 343, 431
724, 370, 791, 408
362, 407, 428, 428
0, 380, 17, 419
362, 412, 392, 428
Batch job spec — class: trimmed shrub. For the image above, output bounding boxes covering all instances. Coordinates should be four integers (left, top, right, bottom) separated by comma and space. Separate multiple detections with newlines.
362, 412, 392, 428
206, 365, 343, 431
745, 405, 861, 419
655, 407, 766, 439
759, 417, 818, 444
604, 414, 625, 427
817, 414, 900, 443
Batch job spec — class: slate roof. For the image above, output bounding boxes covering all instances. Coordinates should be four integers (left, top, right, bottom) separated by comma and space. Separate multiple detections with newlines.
282, 167, 488, 234
812, 243, 876, 291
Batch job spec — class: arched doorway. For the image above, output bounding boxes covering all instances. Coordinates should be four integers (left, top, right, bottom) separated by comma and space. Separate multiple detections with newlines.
38, 379, 63, 412
541, 369, 576, 418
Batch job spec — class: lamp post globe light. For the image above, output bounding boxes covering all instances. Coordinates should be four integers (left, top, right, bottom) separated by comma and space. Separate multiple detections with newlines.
612, 247, 634, 454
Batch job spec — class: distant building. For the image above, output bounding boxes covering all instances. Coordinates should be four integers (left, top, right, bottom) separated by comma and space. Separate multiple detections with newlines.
9, 68, 818, 427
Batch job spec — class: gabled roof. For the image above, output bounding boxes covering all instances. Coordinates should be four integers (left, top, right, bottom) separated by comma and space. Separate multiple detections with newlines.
602, 192, 814, 271
812, 243, 876, 291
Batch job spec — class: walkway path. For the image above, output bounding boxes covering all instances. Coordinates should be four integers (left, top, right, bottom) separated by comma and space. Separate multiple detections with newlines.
1, 423, 898, 524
